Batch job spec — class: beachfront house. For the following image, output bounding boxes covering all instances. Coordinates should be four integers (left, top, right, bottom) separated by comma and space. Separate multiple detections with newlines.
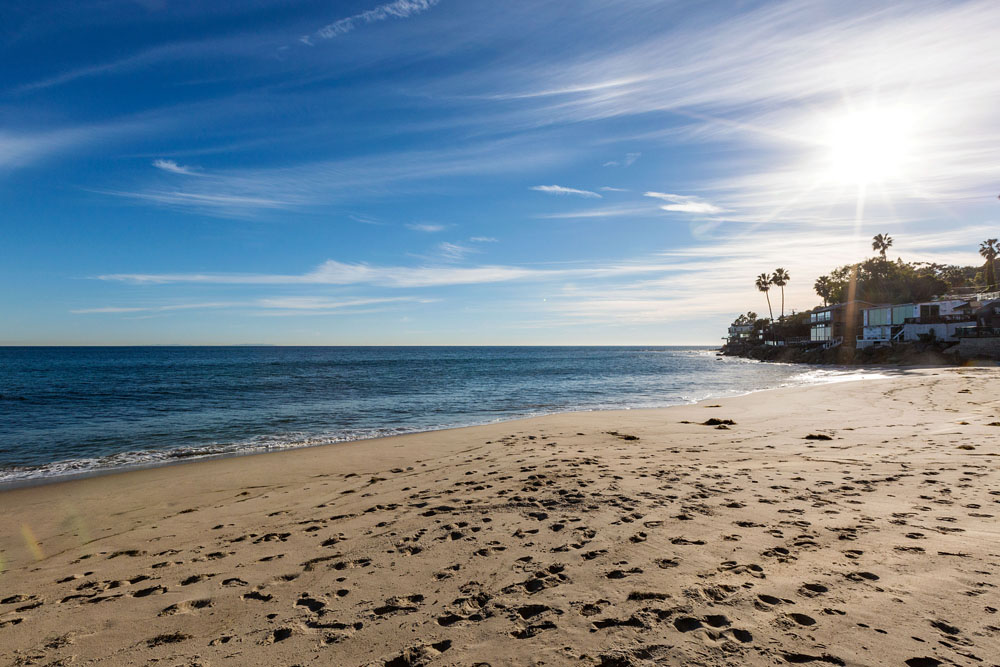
857, 299, 976, 348
857, 304, 911, 348
901, 299, 976, 343
974, 299, 1000, 329
727, 322, 755, 343
955, 299, 1000, 359
809, 301, 873, 347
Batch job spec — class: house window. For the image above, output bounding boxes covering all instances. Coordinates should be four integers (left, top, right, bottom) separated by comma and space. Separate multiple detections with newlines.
892, 305, 912, 324
811, 324, 831, 342
867, 307, 891, 326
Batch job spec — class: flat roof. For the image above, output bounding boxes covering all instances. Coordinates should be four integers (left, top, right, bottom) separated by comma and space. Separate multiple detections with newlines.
813, 300, 877, 312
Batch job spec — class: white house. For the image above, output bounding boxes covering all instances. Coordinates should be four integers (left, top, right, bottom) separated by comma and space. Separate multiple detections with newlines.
900, 300, 975, 342
727, 323, 755, 343
857, 304, 910, 348
857, 300, 975, 348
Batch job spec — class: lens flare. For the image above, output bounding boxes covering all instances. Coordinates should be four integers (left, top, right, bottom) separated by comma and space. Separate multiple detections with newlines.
21, 523, 44, 561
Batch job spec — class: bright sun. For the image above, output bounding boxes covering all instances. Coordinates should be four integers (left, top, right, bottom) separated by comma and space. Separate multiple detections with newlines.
825, 106, 915, 186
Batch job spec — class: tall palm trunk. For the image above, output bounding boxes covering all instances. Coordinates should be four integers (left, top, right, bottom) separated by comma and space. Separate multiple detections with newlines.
765, 291, 773, 322
780, 286, 785, 321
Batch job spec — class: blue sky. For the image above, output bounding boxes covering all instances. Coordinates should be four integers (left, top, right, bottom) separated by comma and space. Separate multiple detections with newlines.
2, 0, 998, 345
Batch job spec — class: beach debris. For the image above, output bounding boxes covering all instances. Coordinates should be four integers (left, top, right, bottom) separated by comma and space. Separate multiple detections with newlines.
701, 418, 735, 427
146, 632, 190, 647
804, 433, 833, 440
781, 652, 845, 665
606, 431, 640, 441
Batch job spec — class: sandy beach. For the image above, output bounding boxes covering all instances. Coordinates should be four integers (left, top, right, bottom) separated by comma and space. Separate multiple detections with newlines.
1, 367, 999, 666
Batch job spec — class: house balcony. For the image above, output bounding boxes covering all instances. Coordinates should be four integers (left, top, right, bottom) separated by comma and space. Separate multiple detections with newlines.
956, 326, 1000, 338
902, 314, 971, 325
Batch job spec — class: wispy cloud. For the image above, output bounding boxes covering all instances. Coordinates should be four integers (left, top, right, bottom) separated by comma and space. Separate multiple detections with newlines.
603, 152, 640, 167
152, 159, 200, 176
531, 184, 601, 199
101, 138, 573, 216
406, 223, 445, 232
0, 130, 78, 170
73, 296, 420, 315
437, 241, 477, 261
96, 258, 678, 289
350, 214, 387, 226
469, 236, 498, 243
13, 34, 263, 94
599, 186, 629, 192
302, 0, 441, 45
255, 296, 418, 310
97, 261, 537, 288
535, 204, 658, 220
97, 189, 295, 211
72, 302, 237, 314
644, 192, 724, 214
0, 125, 123, 171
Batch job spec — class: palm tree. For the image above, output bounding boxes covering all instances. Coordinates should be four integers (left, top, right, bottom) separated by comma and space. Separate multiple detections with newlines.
770, 268, 789, 321
981, 238, 998, 291
814, 276, 832, 306
755, 273, 774, 323
872, 233, 894, 260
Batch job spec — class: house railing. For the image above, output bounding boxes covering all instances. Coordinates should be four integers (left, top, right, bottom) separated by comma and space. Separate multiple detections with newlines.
956, 326, 1000, 338
822, 336, 843, 350
939, 289, 1000, 302
785, 336, 812, 346
902, 315, 972, 325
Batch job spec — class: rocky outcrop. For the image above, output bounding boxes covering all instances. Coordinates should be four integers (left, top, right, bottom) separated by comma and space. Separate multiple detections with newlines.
718, 341, 967, 366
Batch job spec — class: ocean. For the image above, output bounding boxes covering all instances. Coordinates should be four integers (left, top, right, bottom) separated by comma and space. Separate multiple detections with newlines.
0, 346, 879, 485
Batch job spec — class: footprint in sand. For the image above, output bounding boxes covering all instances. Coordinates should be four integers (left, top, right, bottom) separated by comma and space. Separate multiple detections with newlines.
788, 613, 817, 626
241, 590, 272, 602
159, 599, 212, 616
130, 586, 167, 598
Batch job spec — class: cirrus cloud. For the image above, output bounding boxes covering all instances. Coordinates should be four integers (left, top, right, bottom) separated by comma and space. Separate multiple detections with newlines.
531, 184, 601, 199
644, 192, 724, 215
152, 159, 200, 176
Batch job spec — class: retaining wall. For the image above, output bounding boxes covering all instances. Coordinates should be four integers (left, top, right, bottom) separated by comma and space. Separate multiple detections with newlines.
957, 337, 1000, 360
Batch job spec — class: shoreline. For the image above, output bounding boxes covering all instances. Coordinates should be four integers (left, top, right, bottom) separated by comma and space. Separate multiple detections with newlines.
0, 361, 897, 491
3, 366, 999, 665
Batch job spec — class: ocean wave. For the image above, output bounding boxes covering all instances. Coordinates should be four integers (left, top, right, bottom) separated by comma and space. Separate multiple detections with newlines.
784, 368, 891, 385
0, 427, 423, 484
0, 349, 889, 487
0, 416, 563, 485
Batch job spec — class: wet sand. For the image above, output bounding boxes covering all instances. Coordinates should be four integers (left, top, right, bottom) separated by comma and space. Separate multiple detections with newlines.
1, 367, 999, 666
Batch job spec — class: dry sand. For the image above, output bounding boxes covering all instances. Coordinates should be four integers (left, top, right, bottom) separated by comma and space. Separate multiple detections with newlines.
1, 367, 999, 666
